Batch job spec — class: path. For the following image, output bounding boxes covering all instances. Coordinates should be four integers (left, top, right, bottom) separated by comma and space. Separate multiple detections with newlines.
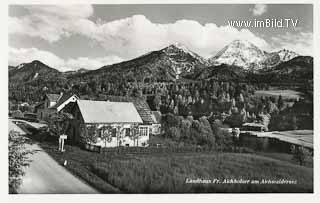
17, 143, 99, 194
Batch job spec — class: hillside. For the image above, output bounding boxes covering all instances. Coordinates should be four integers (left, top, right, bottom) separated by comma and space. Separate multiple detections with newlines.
9, 60, 63, 83
76, 43, 208, 82
256, 56, 313, 84
8, 42, 313, 104
193, 56, 313, 85
193, 64, 247, 82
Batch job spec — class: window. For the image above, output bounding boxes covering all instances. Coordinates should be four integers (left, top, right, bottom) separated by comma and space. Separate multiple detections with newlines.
125, 128, 131, 137
139, 127, 148, 137
112, 128, 117, 137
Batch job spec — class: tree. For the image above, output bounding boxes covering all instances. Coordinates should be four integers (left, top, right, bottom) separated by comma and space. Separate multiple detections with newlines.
83, 125, 99, 144
277, 95, 285, 110
211, 120, 233, 150
291, 115, 298, 130
47, 112, 73, 137
180, 118, 192, 140
291, 145, 309, 165
190, 120, 202, 144
161, 113, 180, 132
167, 127, 181, 140
9, 130, 31, 193
100, 126, 113, 147
199, 117, 215, 147
153, 93, 161, 111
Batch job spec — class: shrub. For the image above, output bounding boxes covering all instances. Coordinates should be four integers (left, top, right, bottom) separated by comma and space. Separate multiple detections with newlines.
8, 130, 31, 192
291, 145, 310, 166
211, 121, 234, 150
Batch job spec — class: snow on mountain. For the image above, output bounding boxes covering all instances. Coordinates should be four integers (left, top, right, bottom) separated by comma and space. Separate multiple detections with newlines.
17, 63, 25, 69
209, 40, 267, 70
160, 43, 208, 76
33, 72, 39, 79
276, 49, 299, 62
209, 40, 300, 70
89, 43, 208, 82
9, 60, 62, 83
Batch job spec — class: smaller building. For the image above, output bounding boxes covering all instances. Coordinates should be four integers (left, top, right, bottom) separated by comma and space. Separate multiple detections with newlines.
35, 93, 78, 120
241, 122, 267, 132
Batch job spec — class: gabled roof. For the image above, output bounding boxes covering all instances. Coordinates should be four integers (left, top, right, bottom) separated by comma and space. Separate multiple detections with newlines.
52, 92, 78, 110
77, 100, 143, 124
102, 95, 155, 125
46, 94, 60, 102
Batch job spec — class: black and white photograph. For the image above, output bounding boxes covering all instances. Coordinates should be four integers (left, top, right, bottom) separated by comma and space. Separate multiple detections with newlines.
7, 2, 315, 195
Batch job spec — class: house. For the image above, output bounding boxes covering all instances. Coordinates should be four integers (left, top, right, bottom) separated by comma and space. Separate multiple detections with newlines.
100, 95, 161, 136
35, 93, 78, 120
66, 100, 149, 148
52, 92, 79, 112
241, 122, 267, 132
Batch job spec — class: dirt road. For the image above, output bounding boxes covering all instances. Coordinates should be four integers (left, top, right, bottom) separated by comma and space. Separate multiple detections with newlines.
17, 143, 99, 194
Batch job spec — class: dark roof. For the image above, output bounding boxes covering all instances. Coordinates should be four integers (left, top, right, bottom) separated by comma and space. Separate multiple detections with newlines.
102, 95, 155, 125
151, 111, 162, 124
46, 94, 60, 102
34, 101, 44, 109
52, 92, 78, 109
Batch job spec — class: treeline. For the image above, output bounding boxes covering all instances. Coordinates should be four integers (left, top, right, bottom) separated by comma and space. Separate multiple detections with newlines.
161, 113, 234, 150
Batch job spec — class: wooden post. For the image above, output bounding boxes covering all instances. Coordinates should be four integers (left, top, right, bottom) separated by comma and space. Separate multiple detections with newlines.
59, 134, 68, 152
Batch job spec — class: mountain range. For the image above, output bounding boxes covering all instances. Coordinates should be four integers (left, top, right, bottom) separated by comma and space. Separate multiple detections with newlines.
8, 40, 312, 86
208, 40, 299, 70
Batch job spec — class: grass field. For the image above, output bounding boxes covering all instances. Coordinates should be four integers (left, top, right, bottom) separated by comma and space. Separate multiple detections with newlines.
254, 90, 301, 100
39, 141, 313, 193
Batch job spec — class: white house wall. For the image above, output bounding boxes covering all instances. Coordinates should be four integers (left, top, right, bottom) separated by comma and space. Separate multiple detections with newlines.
88, 123, 149, 148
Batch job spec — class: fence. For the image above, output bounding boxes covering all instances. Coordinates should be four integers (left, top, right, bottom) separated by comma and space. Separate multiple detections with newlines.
80, 142, 255, 155
81, 143, 214, 155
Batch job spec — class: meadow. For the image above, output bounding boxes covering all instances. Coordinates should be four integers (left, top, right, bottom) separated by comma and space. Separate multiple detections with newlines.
40, 141, 313, 193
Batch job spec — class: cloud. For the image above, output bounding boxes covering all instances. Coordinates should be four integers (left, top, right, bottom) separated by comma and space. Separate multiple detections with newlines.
9, 47, 123, 71
9, 5, 270, 59
64, 56, 123, 71
9, 47, 65, 68
9, 5, 94, 42
270, 32, 313, 56
92, 15, 270, 58
251, 4, 268, 16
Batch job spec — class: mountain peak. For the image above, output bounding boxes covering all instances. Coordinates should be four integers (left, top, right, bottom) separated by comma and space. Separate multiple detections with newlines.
169, 42, 187, 49
164, 42, 193, 53
31, 60, 42, 64
228, 39, 261, 50
209, 39, 266, 70
276, 49, 299, 62
161, 42, 209, 72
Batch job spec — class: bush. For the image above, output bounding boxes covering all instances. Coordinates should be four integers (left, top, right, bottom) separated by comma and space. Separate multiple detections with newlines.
291, 145, 310, 166
8, 130, 31, 192
211, 121, 234, 150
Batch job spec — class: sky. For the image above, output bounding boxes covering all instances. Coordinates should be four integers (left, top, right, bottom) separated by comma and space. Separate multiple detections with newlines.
9, 4, 313, 71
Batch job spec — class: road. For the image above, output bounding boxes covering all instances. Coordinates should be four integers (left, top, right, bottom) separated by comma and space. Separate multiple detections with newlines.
17, 143, 99, 194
